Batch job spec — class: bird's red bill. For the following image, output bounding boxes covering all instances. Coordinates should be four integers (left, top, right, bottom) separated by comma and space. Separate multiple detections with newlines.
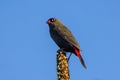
46, 20, 51, 24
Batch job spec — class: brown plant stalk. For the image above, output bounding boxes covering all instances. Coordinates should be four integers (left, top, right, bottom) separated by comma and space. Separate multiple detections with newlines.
57, 50, 70, 80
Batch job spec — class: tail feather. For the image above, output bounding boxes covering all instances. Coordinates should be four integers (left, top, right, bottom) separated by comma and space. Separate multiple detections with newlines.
74, 48, 87, 69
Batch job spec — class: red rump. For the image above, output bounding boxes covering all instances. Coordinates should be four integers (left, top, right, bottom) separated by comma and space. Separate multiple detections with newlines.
74, 47, 81, 59
74, 47, 87, 68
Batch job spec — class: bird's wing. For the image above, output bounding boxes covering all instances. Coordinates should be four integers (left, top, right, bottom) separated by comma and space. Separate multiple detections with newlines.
56, 25, 80, 50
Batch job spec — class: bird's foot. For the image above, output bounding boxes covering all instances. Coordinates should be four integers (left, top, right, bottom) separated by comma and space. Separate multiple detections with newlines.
57, 48, 66, 53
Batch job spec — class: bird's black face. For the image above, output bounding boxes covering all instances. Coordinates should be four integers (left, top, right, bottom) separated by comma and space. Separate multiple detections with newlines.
46, 18, 56, 24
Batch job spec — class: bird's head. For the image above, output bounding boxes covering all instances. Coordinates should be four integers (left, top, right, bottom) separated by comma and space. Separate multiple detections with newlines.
46, 18, 62, 27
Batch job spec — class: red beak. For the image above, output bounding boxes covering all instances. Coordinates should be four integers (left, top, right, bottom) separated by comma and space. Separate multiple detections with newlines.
46, 20, 51, 24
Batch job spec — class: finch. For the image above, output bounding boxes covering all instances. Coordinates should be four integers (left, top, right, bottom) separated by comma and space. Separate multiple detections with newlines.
46, 18, 86, 68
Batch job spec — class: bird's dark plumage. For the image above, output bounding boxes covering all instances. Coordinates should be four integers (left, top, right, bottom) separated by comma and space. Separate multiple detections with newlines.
46, 18, 86, 68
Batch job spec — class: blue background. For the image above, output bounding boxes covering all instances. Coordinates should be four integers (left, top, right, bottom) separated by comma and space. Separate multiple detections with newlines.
0, 0, 120, 80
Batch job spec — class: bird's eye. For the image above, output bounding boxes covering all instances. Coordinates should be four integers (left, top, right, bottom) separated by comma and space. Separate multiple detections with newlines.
50, 18, 56, 22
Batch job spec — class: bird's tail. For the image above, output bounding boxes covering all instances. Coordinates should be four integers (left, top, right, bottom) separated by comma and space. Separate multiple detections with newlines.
74, 47, 87, 69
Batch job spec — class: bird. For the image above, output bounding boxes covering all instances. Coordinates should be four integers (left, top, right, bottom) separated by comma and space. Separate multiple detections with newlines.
46, 18, 86, 68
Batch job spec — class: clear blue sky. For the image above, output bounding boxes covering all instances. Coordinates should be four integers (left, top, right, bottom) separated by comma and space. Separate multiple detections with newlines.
0, 0, 120, 80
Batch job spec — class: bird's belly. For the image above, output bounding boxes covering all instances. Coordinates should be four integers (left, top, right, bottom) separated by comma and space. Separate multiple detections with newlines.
52, 34, 74, 52
50, 29, 75, 52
